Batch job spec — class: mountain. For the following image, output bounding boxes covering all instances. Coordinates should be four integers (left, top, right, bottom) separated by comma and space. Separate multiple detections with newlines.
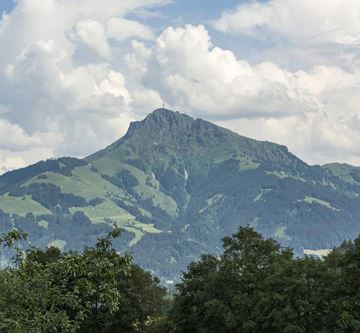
1, 108, 360, 281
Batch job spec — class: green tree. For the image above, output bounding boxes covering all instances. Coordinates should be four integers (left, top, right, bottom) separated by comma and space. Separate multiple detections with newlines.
0, 227, 166, 332
168, 227, 330, 333
322, 237, 360, 332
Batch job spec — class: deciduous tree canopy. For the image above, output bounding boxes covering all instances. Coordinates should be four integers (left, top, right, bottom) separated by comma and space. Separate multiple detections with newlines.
2, 226, 360, 332
166, 227, 360, 333
0, 228, 166, 333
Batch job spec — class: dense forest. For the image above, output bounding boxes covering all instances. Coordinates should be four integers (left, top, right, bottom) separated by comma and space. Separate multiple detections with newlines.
1, 225, 360, 332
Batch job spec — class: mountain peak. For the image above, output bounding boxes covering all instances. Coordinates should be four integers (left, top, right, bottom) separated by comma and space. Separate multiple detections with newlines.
4, 108, 359, 283
143, 108, 195, 126
87, 108, 216, 160
147, 108, 186, 118
89, 108, 297, 165
124, 108, 196, 139
88, 108, 306, 174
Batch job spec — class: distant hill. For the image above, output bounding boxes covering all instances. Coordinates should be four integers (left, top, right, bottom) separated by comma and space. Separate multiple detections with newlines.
1, 108, 360, 281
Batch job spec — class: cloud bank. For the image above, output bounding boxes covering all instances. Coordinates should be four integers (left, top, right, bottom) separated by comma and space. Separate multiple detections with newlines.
1, 0, 360, 173
214, 0, 360, 46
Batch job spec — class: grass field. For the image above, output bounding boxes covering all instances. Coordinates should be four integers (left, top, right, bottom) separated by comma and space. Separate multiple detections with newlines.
92, 158, 178, 217
70, 199, 136, 224
37, 220, 49, 229
323, 163, 359, 184
25, 165, 126, 200
123, 222, 162, 246
0, 194, 50, 216
123, 226, 144, 246
302, 196, 340, 211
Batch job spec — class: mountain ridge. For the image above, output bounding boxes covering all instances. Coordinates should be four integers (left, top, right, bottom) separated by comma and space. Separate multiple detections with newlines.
1, 108, 360, 280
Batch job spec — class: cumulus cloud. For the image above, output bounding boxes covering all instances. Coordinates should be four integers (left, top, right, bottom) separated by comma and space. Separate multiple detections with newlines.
2, 39, 133, 156
127, 24, 360, 164
213, 0, 360, 46
2, 0, 360, 173
0, 118, 60, 152
0, 146, 56, 174
0, 155, 26, 174
128, 25, 319, 118
107, 18, 154, 41
0, 0, 168, 172
69, 19, 112, 59
68, 18, 154, 59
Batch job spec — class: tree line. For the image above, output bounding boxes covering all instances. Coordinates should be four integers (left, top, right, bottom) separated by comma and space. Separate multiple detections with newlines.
1, 226, 360, 332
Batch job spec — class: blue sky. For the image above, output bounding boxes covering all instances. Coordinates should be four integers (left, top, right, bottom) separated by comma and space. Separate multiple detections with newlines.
0, 0, 275, 60
0, 0, 271, 58
0, 0, 265, 20
0, 0, 360, 172
0, 0, 14, 13
161, 0, 242, 21
150, 0, 275, 60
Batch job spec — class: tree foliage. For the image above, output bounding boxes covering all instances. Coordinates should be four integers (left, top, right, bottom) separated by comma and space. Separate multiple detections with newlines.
0, 227, 166, 333
166, 227, 360, 333
3, 225, 360, 332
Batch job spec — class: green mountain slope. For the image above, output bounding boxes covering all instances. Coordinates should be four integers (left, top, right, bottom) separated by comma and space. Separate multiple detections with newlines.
1, 108, 360, 280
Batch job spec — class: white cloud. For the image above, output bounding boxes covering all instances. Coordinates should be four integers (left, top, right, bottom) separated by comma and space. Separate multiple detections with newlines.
68, 18, 154, 60
129, 25, 318, 118
0, 0, 168, 173
107, 18, 154, 41
2, 39, 133, 156
0, 146, 56, 174
0, 117, 58, 174
69, 19, 111, 59
213, 0, 360, 46
0, 118, 60, 152
0, 155, 26, 174
2, 0, 360, 173
127, 24, 360, 165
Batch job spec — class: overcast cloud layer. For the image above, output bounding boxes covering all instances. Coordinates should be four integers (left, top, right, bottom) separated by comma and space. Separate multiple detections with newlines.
1, 0, 360, 173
